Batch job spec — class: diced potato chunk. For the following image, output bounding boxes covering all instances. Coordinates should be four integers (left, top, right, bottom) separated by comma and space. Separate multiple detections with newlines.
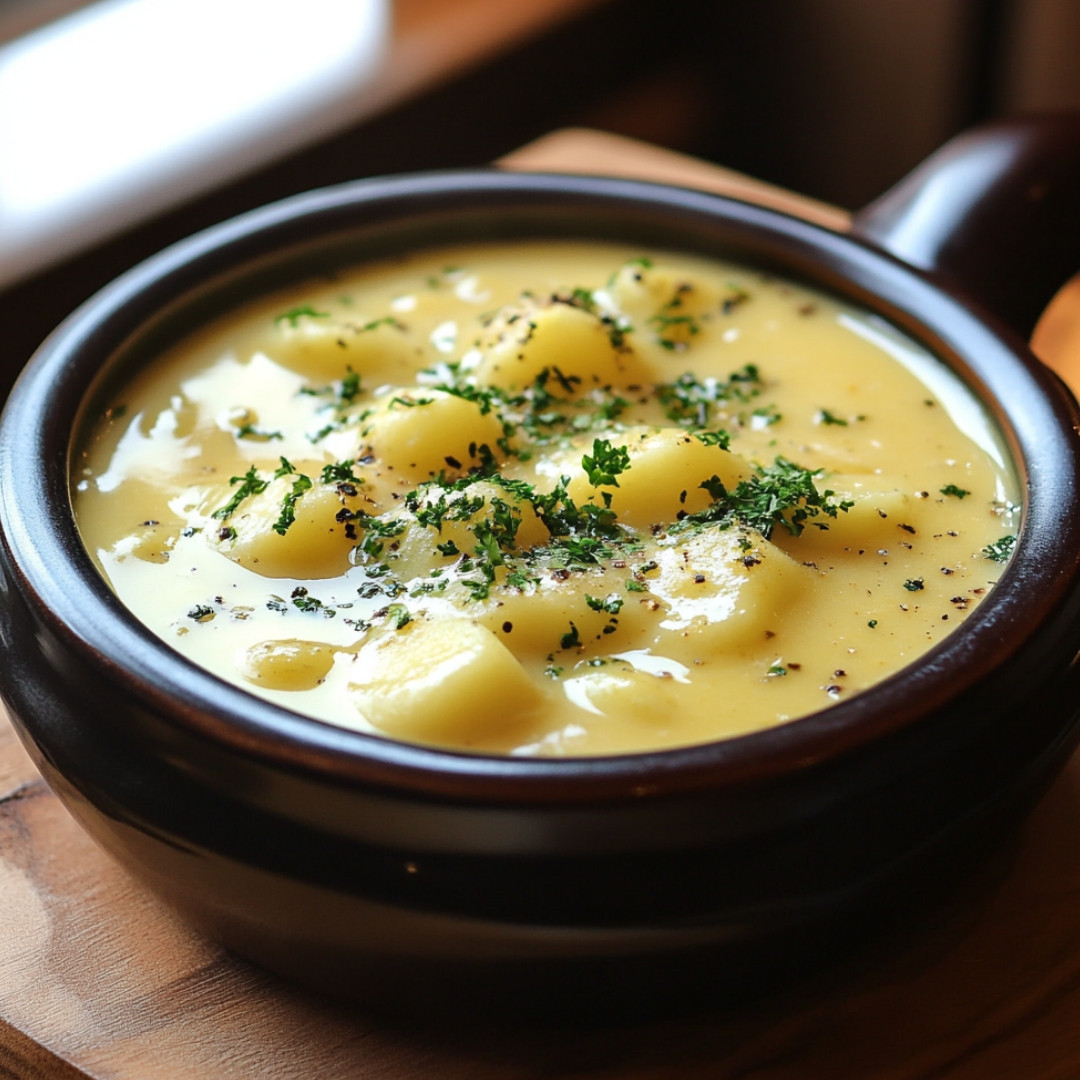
270, 314, 421, 386
240, 638, 337, 690
606, 261, 747, 364
383, 479, 549, 581
472, 299, 645, 392
561, 665, 684, 729
649, 528, 814, 656
562, 427, 753, 528
207, 471, 367, 579
471, 570, 658, 658
771, 473, 920, 555
348, 619, 541, 747
359, 389, 506, 484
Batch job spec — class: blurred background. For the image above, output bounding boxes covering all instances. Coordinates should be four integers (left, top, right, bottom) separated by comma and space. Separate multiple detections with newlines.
1, 0, 1077, 389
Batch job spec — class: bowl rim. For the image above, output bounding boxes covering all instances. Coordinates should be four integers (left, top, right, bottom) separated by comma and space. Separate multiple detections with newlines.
3, 168, 1079, 803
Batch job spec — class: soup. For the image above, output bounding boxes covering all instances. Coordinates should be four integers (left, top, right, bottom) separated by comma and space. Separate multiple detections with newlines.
74, 241, 1018, 755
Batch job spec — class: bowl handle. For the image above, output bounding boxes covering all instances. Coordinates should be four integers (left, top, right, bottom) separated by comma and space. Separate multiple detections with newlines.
851, 113, 1080, 341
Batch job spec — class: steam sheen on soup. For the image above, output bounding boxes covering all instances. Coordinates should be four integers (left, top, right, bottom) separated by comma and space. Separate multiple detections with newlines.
74, 242, 1018, 755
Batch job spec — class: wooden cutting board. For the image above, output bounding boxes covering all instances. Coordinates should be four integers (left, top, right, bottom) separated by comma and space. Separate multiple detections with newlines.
4, 129, 1080, 1079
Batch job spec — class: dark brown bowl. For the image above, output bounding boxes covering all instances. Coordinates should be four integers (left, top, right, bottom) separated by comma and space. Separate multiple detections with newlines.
3, 116, 1080, 1018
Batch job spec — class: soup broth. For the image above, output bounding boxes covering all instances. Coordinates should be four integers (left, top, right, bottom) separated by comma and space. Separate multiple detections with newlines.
74, 241, 1019, 755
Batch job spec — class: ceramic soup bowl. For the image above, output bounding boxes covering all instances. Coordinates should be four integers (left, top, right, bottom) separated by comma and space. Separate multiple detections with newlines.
2, 115, 1080, 1015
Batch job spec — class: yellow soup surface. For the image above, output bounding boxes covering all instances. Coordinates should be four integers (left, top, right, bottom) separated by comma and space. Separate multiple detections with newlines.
74, 241, 1019, 755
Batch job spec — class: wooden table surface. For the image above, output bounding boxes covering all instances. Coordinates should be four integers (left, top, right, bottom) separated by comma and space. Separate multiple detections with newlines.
4, 129, 1080, 1078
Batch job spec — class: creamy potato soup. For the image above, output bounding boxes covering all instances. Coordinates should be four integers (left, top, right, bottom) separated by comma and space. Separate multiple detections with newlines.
74, 242, 1019, 755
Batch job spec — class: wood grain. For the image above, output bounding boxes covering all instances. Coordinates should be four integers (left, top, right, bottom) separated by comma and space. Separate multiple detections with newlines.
3, 129, 1080, 1078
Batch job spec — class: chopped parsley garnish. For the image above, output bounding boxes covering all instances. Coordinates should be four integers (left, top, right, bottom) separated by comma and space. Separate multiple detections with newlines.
320, 460, 361, 485
940, 484, 970, 499
385, 603, 413, 629
291, 587, 335, 616
656, 365, 763, 429
357, 515, 408, 560
815, 409, 848, 426
356, 316, 402, 333
693, 429, 732, 450
552, 287, 632, 348
274, 476, 312, 534
582, 438, 631, 488
530, 478, 624, 561
982, 534, 1017, 563
673, 457, 852, 539
649, 284, 701, 350
506, 568, 541, 590
607, 256, 653, 287
270, 458, 313, 535
338, 369, 362, 404
750, 404, 782, 428
275, 304, 330, 327
650, 312, 701, 350
585, 594, 624, 615
388, 394, 434, 409
300, 368, 362, 408
563, 287, 598, 315
212, 465, 269, 521
432, 382, 499, 415
721, 282, 751, 314
235, 423, 283, 441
